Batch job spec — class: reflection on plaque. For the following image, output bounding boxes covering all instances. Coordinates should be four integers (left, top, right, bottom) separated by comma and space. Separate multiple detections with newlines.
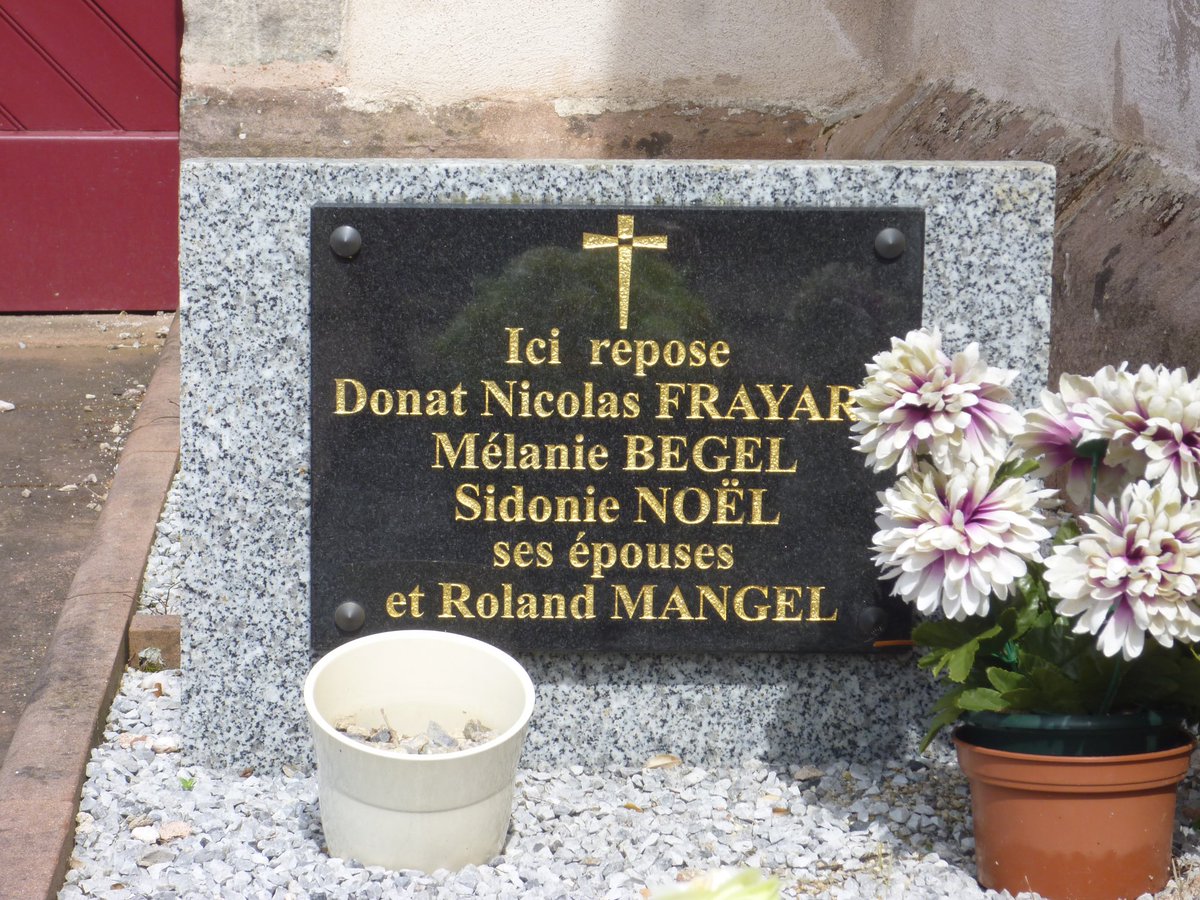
310, 206, 924, 655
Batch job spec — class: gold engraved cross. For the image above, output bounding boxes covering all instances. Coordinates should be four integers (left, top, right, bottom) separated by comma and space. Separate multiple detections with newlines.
582, 214, 668, 330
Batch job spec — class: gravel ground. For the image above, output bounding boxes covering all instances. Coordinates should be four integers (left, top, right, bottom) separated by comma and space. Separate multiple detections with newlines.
77, 486, 1200, 899
137, 482, 183, 616
56, 666, 1200, 899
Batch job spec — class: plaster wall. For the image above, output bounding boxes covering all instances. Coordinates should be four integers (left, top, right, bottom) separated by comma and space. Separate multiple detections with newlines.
181, 0, 1199, 175
909, 0, 1200, 174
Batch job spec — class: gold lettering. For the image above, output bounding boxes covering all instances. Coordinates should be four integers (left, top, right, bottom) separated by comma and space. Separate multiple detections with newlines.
393, 388, 421, 414
749, 488, 780, 525
756, 383, 791, 420
477, 591, 500, 619
688, 383, 721, 420
505, 326, 523, 363
624, 435, 655, 471
634, 486, 669, 524
436, 434, 477, 472
542, 593, 567, 620
723, 385, 758, 421
480, 380, 516, 416
571, 584, 596, 619
766, 437, 798, 474
696, 585, 728, 621
694, 434, 729, 473
438, 582, 474, 618
506, 327, 561, 365
425, 389, 448, 416
369, 388, 393, 416
773, 586, 806, 622
808, 585, 838, 622
385, 586, 424, 619
673, 487, 712, 525
333, 378, 367, 415
660, 587, 695, 620
656, 383, 685, 420
611, 584, 657, 620
826, 385, 856, 422
517, 592, 539, 618
733, 585, 770, 622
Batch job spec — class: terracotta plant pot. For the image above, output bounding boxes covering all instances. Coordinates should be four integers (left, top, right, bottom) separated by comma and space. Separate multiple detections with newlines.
955, 731, 1195, 900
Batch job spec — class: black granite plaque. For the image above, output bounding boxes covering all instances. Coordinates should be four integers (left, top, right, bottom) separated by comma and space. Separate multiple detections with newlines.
311, 205, 923, 655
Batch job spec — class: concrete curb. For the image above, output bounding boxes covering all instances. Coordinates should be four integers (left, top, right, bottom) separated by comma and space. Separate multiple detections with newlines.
0, 319, 180, 900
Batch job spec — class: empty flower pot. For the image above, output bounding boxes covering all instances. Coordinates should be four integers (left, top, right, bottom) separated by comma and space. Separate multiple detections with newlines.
304, 630, 535, 872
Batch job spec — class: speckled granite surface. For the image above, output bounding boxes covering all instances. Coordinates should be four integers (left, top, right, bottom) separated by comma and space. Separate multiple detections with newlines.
178, 160, 1054, 769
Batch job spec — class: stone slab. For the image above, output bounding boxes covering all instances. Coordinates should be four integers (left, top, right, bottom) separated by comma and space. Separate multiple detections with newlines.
179, 159, 1054, 769
309, 204, 925, 655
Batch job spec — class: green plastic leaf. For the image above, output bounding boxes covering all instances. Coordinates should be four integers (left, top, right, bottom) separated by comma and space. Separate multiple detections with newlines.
986, 667, 1026, 695
956, 688, 1009, 711
991, 457, 1040, 486
1054, 519, 1081, 544
1001, 662, 1083, 713
945, 641, 985, 683
912, 618, 986, 650
919, 687, 969, 752
919, 705, 965, 753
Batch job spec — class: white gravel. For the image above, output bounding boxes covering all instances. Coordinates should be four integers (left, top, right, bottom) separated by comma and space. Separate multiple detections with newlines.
57, 668, 1200, 899
137, 482, 184, 616
82, 483, 1200, 898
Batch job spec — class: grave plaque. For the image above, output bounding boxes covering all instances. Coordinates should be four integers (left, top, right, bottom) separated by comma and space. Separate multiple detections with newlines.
311, 205, 923, 654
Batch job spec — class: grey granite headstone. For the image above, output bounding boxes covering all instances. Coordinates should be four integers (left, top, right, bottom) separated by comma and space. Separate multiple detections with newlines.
179, 160, 1054, 769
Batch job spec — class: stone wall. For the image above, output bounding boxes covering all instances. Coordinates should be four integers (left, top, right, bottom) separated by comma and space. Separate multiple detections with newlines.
181, 0, 1200, 181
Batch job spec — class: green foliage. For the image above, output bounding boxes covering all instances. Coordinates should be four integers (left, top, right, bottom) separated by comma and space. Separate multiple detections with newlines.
912, 571, 1200, 749
179, 776, 196, 791
991, 457, 1041, 485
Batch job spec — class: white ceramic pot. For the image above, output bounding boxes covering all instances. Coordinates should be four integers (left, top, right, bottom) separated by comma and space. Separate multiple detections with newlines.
304, 630, 535, 872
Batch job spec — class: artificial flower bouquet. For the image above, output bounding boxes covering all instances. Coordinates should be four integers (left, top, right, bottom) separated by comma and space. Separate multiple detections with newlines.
850, 328, 1200, 747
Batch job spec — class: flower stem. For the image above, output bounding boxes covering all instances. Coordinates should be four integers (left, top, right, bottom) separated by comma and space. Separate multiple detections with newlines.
1099, 658, 1124, 714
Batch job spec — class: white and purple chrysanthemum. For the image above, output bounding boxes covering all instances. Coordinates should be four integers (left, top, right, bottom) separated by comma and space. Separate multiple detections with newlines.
1080, 364, 1200, 498
1045, 480, 1200, 660
850, 328, 1025, 475
872, 462, 1054, 620
1015, 369, 1133, 507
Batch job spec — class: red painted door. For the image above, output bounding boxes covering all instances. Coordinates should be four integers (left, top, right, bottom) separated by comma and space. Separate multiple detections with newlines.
0, 1, 182, 312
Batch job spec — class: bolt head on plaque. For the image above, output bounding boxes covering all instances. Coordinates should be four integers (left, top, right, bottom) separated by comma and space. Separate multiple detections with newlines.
330, 225, 363, 259
873, 227, 906, 260
857, 606, 889, 640
334, 601, 365, 633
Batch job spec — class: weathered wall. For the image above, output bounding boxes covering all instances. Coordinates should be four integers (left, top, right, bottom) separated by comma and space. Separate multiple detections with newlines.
179, 0, 1200, 378
182, 0, 1199, 177
909, 0, 1200, 175
816, 83, 1200, 381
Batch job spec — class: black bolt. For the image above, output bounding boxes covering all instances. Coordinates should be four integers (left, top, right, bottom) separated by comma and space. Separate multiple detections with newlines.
334, 601, 366, 632
857, 606, 888, 640
874, 227, 906, 260
330, 225, 363, 259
